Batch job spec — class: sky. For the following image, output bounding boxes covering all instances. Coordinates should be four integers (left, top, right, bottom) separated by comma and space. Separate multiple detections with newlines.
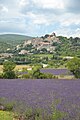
0, 0, 80, 37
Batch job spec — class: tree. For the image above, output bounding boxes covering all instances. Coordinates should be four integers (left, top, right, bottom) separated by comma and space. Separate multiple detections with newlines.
41, 48, 47, 53
67, 58, 80, 78
32, 65, 42, 79
21, 65, 55, 79
44, 34, 49, 38
3, 61, 16, 79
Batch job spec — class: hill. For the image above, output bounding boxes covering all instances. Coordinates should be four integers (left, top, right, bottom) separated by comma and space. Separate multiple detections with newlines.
17, 32, 80, 57
0, 32, 80, 66
0, 34, 33, 52
0, 32, 80, 58
56, 36, 80, 57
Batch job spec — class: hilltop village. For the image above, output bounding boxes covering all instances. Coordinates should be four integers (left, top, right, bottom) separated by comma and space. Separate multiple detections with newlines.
0, 32, 80, 65
0, 32, 60, 59
17, 32, 60, 55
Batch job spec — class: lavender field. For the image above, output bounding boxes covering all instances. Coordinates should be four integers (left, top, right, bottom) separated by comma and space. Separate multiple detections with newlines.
40, 69, 72, 75
0, 79, 80, 119
18, 69, 72, 75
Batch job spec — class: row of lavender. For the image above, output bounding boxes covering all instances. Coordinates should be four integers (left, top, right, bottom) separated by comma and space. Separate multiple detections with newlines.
19, 69, 73, 75
0, 79, 80, 119
40, 69, 73, 75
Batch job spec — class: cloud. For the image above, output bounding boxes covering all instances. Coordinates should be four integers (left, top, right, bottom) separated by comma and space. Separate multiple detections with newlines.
59, 13, 80, 27
0, 0, 80, 37
0, 19, 27, 34
19, 0, 29, 7
26, 12, 54, 25
32, 0, 65, 9
20, 0, 66, 15
66, 0, 80, 13
0, 4, 8, 14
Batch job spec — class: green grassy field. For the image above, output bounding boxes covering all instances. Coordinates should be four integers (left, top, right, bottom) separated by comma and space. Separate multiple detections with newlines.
33, 54, 53, 58
0, 65, 30, 73
0, 111, 13, 120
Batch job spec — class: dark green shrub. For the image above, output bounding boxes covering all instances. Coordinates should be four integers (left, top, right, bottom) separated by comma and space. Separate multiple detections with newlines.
3, 61, 16, 79
67, 58, 80, 78
0, 73, 3, 78
4, 102, 14, 111
3, 71, 16, 79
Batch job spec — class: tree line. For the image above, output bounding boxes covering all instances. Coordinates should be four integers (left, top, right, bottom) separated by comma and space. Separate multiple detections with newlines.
0, 58, 80, 79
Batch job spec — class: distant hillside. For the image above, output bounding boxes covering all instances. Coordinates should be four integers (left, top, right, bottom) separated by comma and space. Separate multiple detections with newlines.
0, 33, 80, 57
56, 36, 80, 56
0, 34, 33, 45
0, 34, 33, 52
